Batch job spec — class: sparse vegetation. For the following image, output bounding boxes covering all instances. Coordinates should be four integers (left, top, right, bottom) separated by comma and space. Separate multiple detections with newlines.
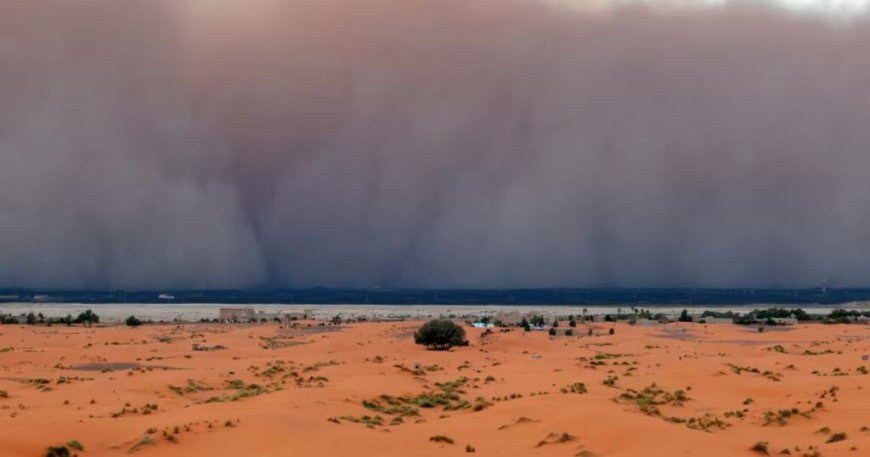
618, 383, 688, 416
44, 446, 72, 457
430, 435, 454, 444
752, 441, 770, 455
561, 382, 587, 394
536, 432, 577, 447
826, 433, 847, 443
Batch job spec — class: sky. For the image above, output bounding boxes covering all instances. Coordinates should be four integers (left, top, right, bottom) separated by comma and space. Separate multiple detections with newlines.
1, 0, 870, 289
563, 0, 870, 16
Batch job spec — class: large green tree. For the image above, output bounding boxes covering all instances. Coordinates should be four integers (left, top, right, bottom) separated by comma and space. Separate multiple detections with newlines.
414, 319, 468, 350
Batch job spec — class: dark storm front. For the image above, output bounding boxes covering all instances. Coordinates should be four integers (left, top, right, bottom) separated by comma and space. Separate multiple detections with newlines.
0, 288, 862, 306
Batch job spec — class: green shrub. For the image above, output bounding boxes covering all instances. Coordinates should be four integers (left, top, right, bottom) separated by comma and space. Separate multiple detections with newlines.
430, 435, 454, 444
826, 433, 847, 443
125, 316, 142, 327
44, 446, 71, 457
751, 441, 769, 455
414, 319, 468, 350
74, 310, 99, 327
561, 382, 587, 394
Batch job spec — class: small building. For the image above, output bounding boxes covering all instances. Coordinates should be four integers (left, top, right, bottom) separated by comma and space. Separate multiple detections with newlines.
253, 311, 282, 322
494, 311, 523, 326
219, 308, 255, 323
472, 322, 495, 329
282, 310, 312, 321
634, 318, 658, 327
772, 316, 798, 326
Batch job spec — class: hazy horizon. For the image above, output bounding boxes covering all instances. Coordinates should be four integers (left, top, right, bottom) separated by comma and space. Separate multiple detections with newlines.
3, 0, 870, 289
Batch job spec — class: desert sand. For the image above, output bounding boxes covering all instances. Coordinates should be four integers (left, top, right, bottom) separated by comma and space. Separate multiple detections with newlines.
0, 320, 867, 456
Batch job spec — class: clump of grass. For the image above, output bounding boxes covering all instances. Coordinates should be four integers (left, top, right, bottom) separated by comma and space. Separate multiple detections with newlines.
340, 415, 384, 427
594, 352, 623, 360
363, 396, 420, 417
684, 413, 729, 431
259, 336, 304, 350
66, 440, 84, 451
826, 433, 847, 443
724, 409, 745, 419
561, 382, 587, 394
430, 435, 454, 444
44, 446, 71, 457
226, 379, 245, 390
359, 377, 472, 421
472, 397, 492, 412
761, 406, 815, 426
204, 383, 268, 403
728, 364, 761, 375
816, 426, 831, 434
536, 432, 577, 447
751, 441, 770, 455
0, 390, 8, 399
465, 444, 476, 453
618, 384, 688, 416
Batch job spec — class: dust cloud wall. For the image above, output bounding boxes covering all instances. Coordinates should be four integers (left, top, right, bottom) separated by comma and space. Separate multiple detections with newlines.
1, 0, 869, 289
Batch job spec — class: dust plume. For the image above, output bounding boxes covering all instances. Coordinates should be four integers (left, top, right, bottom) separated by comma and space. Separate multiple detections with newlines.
1, 0, 869, 288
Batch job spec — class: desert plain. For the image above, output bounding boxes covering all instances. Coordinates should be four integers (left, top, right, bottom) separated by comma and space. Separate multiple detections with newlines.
0, 319, 867, 456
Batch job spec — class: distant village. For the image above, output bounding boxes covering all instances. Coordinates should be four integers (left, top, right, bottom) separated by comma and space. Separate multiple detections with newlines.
212, 307, 869, 329
1, 305, 867, 328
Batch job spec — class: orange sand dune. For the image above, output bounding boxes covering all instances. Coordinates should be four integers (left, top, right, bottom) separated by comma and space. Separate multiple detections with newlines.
0, 320, 867, 456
